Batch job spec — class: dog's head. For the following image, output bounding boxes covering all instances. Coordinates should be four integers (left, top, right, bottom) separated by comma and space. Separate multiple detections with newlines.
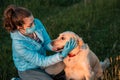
51, 31, 84, 52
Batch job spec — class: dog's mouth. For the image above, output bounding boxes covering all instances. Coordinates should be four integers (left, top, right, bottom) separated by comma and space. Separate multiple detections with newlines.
56, 47, 64, 52
51, 41, 65, 52
52, 46, 64, 52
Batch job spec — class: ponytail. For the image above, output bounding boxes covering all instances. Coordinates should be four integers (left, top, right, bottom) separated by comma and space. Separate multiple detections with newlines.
3, 5, 32, 32
3, 5, 16, 32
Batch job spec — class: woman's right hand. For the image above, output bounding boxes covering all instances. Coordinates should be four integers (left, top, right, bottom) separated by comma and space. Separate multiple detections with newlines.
61, 38, 77, 58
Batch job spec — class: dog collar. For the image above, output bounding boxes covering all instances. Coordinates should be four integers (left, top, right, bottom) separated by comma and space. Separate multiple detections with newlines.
68, 49, 81, 57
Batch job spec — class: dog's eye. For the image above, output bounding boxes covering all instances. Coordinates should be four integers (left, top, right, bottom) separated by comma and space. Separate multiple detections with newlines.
61, 37, 65, 40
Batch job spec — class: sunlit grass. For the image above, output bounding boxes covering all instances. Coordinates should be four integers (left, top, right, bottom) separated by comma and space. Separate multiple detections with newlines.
102, 56, 120, 80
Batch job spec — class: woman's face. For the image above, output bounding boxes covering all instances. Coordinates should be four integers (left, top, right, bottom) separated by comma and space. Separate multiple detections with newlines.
18, 15, 34, 34
23, 15, 34, 30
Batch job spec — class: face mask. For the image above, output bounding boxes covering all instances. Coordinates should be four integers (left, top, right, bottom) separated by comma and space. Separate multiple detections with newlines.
25, 24, 36, 34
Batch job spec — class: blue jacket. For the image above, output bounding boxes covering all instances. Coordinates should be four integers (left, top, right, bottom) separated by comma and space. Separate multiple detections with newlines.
10, 18, 62, 71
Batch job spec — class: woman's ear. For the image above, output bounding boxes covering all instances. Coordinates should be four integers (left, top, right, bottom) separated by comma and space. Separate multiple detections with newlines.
17, 26, 23, 30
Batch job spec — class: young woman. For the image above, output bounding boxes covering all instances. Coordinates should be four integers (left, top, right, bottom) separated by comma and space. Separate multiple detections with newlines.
3, 5, 76, 80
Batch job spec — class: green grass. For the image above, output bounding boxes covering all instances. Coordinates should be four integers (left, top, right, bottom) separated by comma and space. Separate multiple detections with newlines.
0, 0, 120, 80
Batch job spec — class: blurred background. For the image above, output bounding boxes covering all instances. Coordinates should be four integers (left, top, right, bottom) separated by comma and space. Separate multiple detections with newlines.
0, 0, 120, 80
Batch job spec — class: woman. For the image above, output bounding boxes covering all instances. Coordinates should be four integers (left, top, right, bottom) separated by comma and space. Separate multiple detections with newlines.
3, 5, 76, 80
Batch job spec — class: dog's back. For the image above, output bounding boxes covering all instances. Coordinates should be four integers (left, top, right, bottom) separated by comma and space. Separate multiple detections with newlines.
88, 50, 103, 79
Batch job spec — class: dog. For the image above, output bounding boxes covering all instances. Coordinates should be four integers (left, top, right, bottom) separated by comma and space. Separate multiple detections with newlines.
51, 31, 105, 80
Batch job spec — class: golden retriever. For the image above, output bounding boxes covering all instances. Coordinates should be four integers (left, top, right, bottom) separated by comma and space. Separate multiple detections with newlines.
51, 31, 104, 80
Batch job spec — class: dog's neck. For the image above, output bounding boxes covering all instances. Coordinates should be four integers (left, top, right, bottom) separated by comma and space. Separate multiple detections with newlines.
68, 45, 81, 57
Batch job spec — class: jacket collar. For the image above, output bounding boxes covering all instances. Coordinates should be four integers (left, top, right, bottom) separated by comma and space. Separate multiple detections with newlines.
10, 30, 27, 40
10, 28, 44, 43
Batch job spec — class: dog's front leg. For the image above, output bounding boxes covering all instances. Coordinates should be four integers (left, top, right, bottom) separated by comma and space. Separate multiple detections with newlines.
84, 68, 94, 80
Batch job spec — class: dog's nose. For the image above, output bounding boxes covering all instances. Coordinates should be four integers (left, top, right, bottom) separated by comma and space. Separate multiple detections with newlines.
51, 41, 54, 46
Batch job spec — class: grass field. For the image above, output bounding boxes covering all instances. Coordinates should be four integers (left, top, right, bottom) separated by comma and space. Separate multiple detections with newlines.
0, 0, 120, 80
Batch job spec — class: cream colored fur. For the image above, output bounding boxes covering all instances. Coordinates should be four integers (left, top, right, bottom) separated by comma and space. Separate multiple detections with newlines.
52, 31, 103, 80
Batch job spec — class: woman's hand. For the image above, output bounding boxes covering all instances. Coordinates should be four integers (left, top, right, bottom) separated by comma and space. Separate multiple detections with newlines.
61, 38, 77, 58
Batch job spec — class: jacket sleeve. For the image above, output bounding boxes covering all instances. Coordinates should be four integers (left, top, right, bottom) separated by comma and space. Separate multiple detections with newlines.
35, 18, 52, 51
14, 41, 62, 67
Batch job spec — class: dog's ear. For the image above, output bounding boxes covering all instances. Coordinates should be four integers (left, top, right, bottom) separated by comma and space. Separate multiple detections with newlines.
77, 39, 84, 47
75, 35, 84, 47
